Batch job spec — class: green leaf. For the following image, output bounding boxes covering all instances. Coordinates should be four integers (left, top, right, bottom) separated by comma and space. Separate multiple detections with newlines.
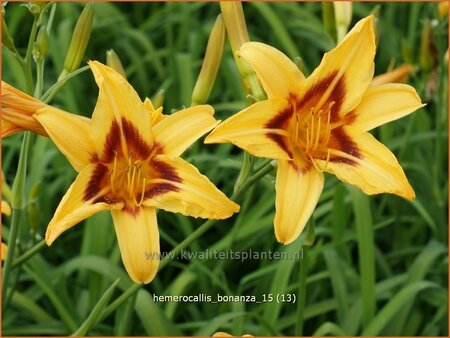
362, 281, 438, 336
71, 278, 120, 336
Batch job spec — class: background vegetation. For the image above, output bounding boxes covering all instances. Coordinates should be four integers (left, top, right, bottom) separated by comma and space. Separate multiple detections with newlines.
2, 1, 448, 336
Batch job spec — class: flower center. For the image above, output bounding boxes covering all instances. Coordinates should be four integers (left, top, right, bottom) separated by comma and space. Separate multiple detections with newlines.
290, 101, 335, 171
109, 153, 149, 207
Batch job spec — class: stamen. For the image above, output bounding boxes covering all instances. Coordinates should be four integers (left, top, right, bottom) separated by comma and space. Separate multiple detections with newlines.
137, 178, 146, 207
310, 149, 331, 172
127, 154, 132, 188
310, 113, 315, 150
308, 154, 322, 172
305, 123, 310, 151
313, 115, 321, 151
129, 164, 137, 194
110, 154, 118, 194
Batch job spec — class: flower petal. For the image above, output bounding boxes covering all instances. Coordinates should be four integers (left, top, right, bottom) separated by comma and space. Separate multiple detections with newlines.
349, 84, 425, 131
323, 126, 415, 199
1, 120, 25, 138
239, 42, 305, 98
1, 242, 7, 260
301, 16, 375, 121
144, 98, 164, 126
1, 200, 11, 216
35, 107, 95, 172
88, 61, 152, 159
45, 164, 118, 245
111, 206, 159, 284
144, 154, 239, 219
274, 160, 324, 244
205, 99, 292, 160
153, 105, 217, 157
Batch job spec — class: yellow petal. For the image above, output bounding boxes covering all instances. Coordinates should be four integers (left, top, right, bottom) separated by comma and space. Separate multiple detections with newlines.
275, 161, 324, 244
1, 242, 7, 260
303, 16, 375, 120
88, 61, 152, 158
144, 98, 164, 126
239, 42, 305, 98
45, 164, 117, 245
323, 126, 415, 199
1, 120, 24, 138
350, 84, 425, 131
1, 200, 11, 216
153, 105, 217, 157
144, 154, 239, 219
205, 99, 292, 160
35, 107, 95, 172
111, 206, 159, 284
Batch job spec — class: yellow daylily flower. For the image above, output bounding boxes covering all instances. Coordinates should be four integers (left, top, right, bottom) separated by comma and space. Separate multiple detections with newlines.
206, 16, 424, 245
2, 62, 239, 283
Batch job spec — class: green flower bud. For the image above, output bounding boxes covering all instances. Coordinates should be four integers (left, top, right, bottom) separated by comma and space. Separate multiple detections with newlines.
151, 89, 165, 110
28, 1, 47, 15
220, 1, 265, 100
33, 26, 48, 63
333, 2, 352, 43
106, 49, 127, 78
191, 15, 226, 106
61, 2, 95, 77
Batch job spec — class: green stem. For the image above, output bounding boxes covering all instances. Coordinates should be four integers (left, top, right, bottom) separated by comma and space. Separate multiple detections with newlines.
1, 132, 32, 309
34, 60, 45, 98
295, 246, 308, 336
11, 239, 46, 270
101, 283, 142, 320
25, 15, 39, 65
41, 65, 90, 103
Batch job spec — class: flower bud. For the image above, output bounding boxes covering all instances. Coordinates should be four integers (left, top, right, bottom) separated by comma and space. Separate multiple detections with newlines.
322, 2, 336, 41
151, 89, 165, 110
333, 2, 352, 43
33, 26, 49, 63
28, 1, 48, 15
220, 1, 265, 100
106, 49, 127, 79
60, 3, 95, 77
191, 15, 226, 106
371, 64, 415, 86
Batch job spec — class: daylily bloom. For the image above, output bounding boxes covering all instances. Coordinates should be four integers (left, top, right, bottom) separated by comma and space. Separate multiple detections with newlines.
206, 16, 424, 244
2, 62, 239, 283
